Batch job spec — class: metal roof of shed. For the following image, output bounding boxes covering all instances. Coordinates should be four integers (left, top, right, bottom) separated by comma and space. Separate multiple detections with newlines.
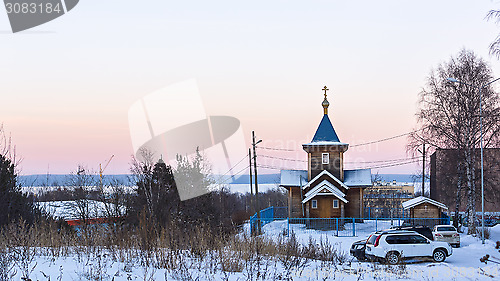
402, 196, 448, 210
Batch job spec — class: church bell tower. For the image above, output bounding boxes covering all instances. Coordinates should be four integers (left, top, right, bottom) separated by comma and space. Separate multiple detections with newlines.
302, 86, 349, 181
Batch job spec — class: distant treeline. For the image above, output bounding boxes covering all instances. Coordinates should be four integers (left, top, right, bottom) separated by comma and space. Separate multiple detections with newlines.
18, 174, 131, 187
19, 173, 419, 187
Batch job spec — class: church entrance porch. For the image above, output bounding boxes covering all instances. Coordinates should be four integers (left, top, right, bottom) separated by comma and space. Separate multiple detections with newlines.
308, 196, 344, 219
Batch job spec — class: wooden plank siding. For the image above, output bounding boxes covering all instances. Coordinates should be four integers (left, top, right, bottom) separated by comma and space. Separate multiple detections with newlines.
285, 186, 304, 218
308, 196, 342, 218
309, 151, 343, 181
410, 202, 441, 219
344, 187, 362, 218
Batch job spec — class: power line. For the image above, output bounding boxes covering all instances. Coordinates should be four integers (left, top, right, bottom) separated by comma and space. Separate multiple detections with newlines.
259, 158, 420, 171
350, 127, 426, 147
256, 146, 296, 152
256, 128, 425, 152
219, 154, 248, 177
215, 164, 250, 185
257, 164, 283, 170
350, 132, 411, 147
344, 156, 420, 164
361, 159, 420, 170
213, 154, 248, 185
260, 154, 420, 165
259, 155, 307, 162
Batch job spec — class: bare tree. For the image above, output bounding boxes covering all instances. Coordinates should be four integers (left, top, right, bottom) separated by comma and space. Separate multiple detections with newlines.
0, 124, 19, 172
129, 148, 179, 227
408, 49, 500, 234
487, 9, 500, 58
99, 178, 127, 219
66, 165, 98, 228
129, 148, 155, 218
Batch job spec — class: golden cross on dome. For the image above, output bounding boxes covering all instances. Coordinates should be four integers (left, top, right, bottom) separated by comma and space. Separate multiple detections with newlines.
321, 86, 330, 115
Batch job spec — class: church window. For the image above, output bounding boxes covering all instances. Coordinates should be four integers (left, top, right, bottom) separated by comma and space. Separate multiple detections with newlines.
333, 199, 339, 208
312, 200, 318, 209
322, 153, 329, 164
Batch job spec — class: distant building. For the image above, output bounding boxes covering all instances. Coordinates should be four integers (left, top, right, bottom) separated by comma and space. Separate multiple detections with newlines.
364, 182, 414, 218
430, 148, 500, 212
280, 88, 372, 218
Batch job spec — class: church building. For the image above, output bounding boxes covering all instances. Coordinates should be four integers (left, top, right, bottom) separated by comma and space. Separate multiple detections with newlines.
280, 87, 372, 218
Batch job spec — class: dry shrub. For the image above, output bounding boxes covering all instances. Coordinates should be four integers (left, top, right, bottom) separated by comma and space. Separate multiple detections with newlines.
2, 220, 38, 280
231, 210, 250, 227
476, 227, 491, 240
0, 245, 15, 280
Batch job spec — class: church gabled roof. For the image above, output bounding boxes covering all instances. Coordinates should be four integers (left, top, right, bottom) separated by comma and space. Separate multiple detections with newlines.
311, 114, 340, 142
302, 180, 348, 204
302, 169, 349, 190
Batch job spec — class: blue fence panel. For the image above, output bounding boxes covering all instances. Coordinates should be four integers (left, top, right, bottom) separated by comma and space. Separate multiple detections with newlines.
249, 206, 452, 237
364, 207, 410, 219
250, 206, 278, 234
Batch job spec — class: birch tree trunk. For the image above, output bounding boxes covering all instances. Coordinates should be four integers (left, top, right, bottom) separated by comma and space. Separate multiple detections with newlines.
465, 148, 476, 235
453, 162, 463, 230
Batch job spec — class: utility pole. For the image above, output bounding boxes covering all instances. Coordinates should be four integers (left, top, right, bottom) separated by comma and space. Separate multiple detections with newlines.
418, 143, 426, 196
300, 176, 305, 217
249, 148, 254, 215
422, 143, 426, 196
252, 131, 262, 235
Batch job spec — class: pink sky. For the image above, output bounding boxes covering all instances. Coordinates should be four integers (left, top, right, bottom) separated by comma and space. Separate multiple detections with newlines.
1, 0, 500, 175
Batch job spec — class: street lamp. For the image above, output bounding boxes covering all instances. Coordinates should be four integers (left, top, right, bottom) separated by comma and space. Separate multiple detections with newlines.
447, 77, 500, 244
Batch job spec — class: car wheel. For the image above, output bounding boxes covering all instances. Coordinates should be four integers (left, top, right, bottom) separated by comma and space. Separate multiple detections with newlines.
385, 252, 400, 265
433, 249, 446, 262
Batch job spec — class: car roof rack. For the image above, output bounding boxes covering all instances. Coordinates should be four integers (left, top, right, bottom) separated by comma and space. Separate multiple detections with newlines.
375, 229, 418, 235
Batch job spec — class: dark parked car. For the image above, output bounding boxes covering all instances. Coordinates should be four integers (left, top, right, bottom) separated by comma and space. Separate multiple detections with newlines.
389, 225, 434, 241
350, 239, 367, 261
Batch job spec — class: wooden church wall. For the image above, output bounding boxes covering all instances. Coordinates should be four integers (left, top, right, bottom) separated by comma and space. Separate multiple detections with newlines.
345, 188, 363, 218
288, 186, 304, 218
308, 197, 342, 218
308, 151, 344, 180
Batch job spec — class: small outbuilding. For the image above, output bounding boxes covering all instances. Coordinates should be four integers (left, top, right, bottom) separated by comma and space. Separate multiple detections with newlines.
402, 196, 448, 219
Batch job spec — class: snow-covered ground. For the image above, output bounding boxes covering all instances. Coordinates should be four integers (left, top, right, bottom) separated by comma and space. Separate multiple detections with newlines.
256, 220, 500, 280
5, 221, 500, 280
37, 200, 125, 220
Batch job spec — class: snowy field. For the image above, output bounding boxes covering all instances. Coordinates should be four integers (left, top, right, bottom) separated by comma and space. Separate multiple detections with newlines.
256, 220, 500, 280
4, 221, 500, 281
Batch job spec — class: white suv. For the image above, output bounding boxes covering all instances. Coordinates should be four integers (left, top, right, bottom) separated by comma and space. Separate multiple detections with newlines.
365, 230, 453, 264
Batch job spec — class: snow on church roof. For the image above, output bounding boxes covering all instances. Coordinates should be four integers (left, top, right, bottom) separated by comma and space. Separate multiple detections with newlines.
280, 169, 372, 188
302, 141, 349, 146
280, 170, 308, 186
343, 169, 372, 187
